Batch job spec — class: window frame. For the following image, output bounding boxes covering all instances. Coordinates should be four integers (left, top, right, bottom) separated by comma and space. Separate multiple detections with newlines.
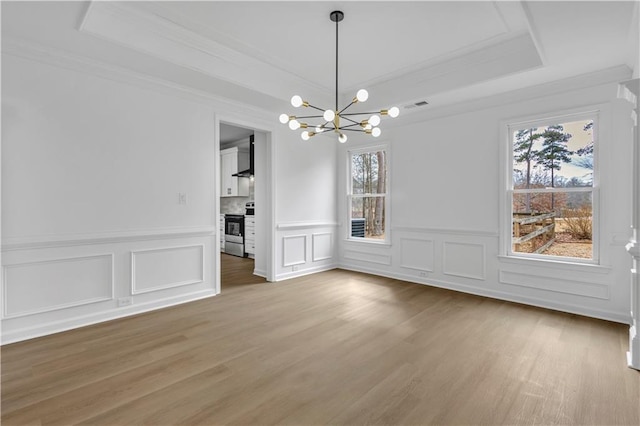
502, 110, 600, 265
346, 144, 390, 245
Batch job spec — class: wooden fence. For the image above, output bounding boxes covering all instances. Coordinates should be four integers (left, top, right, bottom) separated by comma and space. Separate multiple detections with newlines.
513, 212, 556, 254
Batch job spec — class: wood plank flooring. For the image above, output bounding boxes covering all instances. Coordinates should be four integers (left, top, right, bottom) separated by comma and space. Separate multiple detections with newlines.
2, 255, 638, 425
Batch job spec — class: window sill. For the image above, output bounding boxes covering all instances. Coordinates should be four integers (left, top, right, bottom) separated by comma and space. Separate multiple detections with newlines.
497, 255, 611, 274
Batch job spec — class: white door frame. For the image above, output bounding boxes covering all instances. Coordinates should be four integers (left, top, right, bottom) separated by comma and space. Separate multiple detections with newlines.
214, 114, 276, 294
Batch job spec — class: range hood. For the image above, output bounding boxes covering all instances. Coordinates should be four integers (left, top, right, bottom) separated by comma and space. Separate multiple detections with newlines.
232, 134, 254, 178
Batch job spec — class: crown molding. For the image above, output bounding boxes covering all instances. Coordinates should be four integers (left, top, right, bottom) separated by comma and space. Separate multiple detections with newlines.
79, 1, 329, 107
392, 64, 633, 126
360, 31, 543, 113
1, 36, 275, 123
519, 1, 547, 66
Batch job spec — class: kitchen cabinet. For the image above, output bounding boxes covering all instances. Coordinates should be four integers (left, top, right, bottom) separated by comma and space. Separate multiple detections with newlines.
244, 215, 255, 257
220, 147, 249, 197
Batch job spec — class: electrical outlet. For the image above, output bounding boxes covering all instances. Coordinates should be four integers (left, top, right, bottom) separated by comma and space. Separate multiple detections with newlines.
418, 271, 428, 278
292, 265, 299, 272
118, 297, 133, 307
178, 193, 188, 205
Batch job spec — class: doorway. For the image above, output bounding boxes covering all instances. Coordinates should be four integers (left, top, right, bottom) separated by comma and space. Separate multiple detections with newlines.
218, 122, 271, 291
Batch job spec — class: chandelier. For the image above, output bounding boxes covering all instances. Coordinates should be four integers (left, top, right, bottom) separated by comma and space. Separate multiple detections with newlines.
279, 10, 399, 143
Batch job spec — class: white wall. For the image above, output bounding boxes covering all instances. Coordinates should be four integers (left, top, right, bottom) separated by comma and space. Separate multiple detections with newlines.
272, 127, 338, 280
1, 53, 221, 343
274, 129, 337, 224
1, 41, 339, 341
5, 27, 630, 345
338, 75, 635, 323
2, 56, 217, 238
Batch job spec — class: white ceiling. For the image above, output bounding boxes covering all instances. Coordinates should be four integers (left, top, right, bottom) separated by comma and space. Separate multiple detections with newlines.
134, 1, 523, 92
2, 1, 638, 119
220, 123, 253, 145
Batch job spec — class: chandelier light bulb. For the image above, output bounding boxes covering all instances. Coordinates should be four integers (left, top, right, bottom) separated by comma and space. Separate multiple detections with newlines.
301, 131, 310, 141
356, 89, 369, 103
279, 113, 290, 124
323, 109, 335, 121
372, 127, 381, 137
289, 119, 301, 130
315, 126, 325, 133
291, 95, 303, 108
388, 106, 400, 118
369, 114, 381, 126
338, 133, 348, 143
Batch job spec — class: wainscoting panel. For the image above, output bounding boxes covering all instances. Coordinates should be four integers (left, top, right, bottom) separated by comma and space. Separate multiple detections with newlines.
343, 249, 392, 266
500, 270, 610, 300
312, 233, 332, 262
443, 242, 486, 280
338, 225, 627, 323
283, 235, 307, 267
131, 245, 204, 295
276, 225, 337, 281
399, 238, 434, 272
3, 254, 114, 318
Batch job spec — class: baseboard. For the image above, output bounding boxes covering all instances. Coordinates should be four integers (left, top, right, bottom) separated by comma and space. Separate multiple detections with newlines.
628, 351, 640, 370
275, 264, 337, 282
254, 268, 267, 279
1, 289, 216, 345
337, 264, 630, 325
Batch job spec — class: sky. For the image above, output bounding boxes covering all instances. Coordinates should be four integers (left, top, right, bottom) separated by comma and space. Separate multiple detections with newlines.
513, 119, 593, 183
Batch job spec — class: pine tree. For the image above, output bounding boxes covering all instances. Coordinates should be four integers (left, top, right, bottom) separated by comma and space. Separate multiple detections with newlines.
535, 125, 573, 210
513, 128, 541, 212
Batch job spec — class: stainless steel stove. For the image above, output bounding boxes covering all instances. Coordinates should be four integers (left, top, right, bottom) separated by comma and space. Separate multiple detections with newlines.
224, 214, 245, 257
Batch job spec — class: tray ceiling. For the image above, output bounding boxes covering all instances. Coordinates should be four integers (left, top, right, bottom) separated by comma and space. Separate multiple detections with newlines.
2, 1, 638, 117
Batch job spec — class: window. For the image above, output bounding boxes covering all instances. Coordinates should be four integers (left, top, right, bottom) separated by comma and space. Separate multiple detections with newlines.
348, 146, 388, 242
507, 113, 597, 262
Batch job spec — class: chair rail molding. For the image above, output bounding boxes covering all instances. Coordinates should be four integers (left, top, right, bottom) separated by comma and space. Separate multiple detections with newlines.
276, 221, 338, 230
2, 226, 216, 251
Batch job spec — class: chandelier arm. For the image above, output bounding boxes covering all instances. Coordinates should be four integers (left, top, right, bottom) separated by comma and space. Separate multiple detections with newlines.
340, 116, 360, 125
338, 101, 357, 115
339, 123, 364, 129
339, 111, 382, 117
295, 115, 325, 119
340, 128, 367, 132
305, 104, 327, 113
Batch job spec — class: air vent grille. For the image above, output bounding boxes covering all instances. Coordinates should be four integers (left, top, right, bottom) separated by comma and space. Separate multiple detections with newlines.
403, 100, 429, 109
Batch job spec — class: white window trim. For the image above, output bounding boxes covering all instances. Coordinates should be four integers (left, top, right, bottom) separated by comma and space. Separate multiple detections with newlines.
346, 143, 391, 245
500, 108, 601, 266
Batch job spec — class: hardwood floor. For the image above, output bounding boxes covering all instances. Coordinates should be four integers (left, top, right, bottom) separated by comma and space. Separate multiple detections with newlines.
2, 259, 638, 425
221, 253, 267, 290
